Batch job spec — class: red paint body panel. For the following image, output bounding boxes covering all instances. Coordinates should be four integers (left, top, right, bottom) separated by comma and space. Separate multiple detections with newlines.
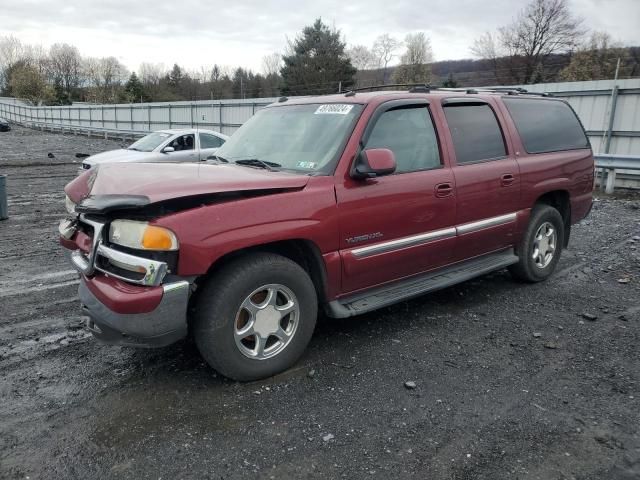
433, 97, 523, 260
336, 169, 457, 293
65, 162, 310, 204
155, 176, 338, 276
84, 275, 163, 314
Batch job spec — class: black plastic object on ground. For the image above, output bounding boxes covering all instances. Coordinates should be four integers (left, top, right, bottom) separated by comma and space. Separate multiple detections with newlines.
0, 174, 8, 220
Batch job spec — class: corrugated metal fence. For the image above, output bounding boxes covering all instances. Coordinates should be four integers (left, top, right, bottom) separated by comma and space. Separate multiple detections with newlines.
0, 97, 278, 137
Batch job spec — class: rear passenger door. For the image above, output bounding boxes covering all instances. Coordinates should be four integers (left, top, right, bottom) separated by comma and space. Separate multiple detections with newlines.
441, 98, 521, 260
336, 100, 457, 294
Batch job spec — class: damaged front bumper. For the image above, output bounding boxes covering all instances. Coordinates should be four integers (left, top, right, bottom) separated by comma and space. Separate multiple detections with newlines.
79, 275, 189, 347
60, 216, 190, 347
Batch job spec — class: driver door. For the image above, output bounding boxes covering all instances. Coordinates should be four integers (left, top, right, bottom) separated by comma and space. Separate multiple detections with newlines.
160, 134, 198, 162
336, 101, 457, 294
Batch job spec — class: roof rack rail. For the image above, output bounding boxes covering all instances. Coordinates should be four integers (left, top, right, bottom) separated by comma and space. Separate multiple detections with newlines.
470, 87, 552, 97
342, 84, 551, 97
344, 83, 434, 95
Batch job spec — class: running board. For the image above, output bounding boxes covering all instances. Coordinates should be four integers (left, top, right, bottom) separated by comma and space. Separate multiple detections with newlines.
326, 250, 518, 318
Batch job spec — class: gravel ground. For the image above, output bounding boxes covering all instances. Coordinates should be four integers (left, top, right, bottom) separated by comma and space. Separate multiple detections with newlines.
1, 125, 639, 480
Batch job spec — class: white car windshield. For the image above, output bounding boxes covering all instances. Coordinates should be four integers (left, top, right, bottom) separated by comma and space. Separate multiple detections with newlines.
128, 132, 173, 152
214, 103, 363, 174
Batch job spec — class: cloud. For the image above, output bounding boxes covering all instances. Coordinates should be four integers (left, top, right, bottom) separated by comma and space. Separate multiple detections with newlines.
1, 0, 638, 72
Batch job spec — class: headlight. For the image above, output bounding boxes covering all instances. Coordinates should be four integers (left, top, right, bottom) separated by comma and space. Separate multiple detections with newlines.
65, 195, 76, 214
109, 220, 178, 251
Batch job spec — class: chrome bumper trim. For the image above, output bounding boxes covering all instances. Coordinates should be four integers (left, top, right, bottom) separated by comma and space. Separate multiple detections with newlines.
94, 243, 168, 287
66, 214, 168, 287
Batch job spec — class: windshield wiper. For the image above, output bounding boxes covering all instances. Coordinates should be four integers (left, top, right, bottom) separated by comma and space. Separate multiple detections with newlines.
234, 158, 281, 171
127, 147, 141, 151
207, 154, 229, 163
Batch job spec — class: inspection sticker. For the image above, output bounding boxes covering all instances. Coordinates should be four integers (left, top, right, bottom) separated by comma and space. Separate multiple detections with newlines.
315, 104, 354, 115
296, 161, 317, 169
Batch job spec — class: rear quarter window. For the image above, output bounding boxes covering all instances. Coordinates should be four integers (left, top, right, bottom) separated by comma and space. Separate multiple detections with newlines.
503, 97, 589, 154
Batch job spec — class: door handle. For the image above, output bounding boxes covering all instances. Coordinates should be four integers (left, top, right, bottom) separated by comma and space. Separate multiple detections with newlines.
501, 174, 515, 186
435, 182, 453, 198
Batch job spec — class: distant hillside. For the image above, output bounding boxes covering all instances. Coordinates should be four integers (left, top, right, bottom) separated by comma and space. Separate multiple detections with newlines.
355, 47, 640, 88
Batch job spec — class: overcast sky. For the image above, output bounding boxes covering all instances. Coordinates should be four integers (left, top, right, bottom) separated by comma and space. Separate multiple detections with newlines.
2, 0, 638, 74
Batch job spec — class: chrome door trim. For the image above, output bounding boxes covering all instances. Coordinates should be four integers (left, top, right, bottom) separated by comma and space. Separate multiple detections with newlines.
456, 212, 517, 234
351, 227, 456, 258
347, 212, 518, 259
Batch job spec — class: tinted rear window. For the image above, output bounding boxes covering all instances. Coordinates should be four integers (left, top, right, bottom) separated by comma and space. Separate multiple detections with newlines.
443, 104, 506, 164
503, 98, 589, 154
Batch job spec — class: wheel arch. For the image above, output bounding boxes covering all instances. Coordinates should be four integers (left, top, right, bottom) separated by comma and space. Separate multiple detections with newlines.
534, 190, 571, 247
196, 239, 329, 304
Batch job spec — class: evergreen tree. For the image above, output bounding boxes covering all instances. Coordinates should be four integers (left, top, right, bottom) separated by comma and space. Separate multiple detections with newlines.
167, 64, 183, 89
124, 72, 146, 102
442, 73, 459, 88
281, 18, 356, 95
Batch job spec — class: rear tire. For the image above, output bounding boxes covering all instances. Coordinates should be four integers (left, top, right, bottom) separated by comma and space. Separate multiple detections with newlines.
193, 252, 317, 381
509, 204, 564, 283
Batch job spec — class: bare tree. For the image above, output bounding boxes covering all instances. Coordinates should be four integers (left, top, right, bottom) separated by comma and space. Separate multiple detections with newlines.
0, 36, 26, 92
347, 45, 377, 71
502, 0, 584, 83
138, 62, 165, 86
24, 44, 49, 77
84, 56, 127, 102
48, 43, 82, 99
372, 34, 400, 83
394, 32, 433, 83
560, 32, 628, 81
472, 0, 584, 84
261, 53, 281, 77
470, 32, 501, 81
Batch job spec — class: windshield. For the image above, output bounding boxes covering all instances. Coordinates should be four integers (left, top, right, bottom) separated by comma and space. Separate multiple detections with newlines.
215, 103, 363, 173
128, 132, 173, 152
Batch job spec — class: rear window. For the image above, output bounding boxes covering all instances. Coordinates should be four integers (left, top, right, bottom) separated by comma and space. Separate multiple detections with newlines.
503, 97, 589, 154
443, 103, 506, 164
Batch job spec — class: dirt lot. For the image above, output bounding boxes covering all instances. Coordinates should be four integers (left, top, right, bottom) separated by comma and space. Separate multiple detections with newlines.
1, 125, 639, 479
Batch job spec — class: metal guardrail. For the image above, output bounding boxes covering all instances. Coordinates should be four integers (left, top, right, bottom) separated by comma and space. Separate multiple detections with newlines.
594, 154, 640, 193
27, 120, 147, 140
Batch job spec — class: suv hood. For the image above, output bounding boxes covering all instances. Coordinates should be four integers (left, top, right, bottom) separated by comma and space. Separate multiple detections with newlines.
65, 162, 311, 213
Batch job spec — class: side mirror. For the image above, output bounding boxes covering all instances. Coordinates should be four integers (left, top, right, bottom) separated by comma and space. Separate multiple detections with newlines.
162, 146, 175, 153
351, 148, 396, 179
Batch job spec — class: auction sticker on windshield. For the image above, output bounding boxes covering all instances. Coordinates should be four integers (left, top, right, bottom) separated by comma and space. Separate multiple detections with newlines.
315, 104, 354, 115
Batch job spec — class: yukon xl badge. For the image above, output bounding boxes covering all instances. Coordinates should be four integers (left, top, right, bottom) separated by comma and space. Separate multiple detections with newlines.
346, 232, 383, 244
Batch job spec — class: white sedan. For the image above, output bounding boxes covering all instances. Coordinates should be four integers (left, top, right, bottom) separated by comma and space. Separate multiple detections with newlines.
80, 128, 229, 171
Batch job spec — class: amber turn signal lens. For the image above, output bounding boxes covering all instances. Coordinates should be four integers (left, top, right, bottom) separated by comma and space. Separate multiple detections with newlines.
142, 225, 175, 250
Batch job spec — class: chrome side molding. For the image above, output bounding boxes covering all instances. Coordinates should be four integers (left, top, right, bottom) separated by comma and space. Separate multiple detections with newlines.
456, 213, 517, 235
349, 212, 518, 259
352, 228, 456, 258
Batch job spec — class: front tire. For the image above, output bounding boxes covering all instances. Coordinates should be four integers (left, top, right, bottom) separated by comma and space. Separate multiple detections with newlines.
193, 252, 318, 381
509, 204, 564, 283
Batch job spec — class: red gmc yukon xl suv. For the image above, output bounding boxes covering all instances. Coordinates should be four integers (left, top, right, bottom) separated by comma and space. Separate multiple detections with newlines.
60, 87, 594, 380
